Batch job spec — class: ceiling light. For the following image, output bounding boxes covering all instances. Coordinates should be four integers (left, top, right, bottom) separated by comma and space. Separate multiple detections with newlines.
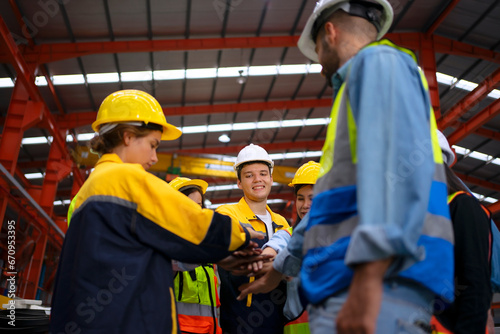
218, 134, 231, 143
0, 78, 14, 88
0, 65, 495, 99
237, 70, 246, 84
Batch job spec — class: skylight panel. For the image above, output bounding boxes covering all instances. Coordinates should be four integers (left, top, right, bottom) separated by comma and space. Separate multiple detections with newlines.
52, 74, 85, 85
87, 72, 120, 83
0, 78, 14, 88
154, 69, 185, 80
121, 71, 153, 82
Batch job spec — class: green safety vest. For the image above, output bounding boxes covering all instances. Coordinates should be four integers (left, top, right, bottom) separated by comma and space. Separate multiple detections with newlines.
174, 265, 217, 306
174, 264, 221, 334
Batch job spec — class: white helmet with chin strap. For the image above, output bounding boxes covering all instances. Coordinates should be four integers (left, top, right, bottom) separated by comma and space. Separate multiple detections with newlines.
234, 144, 274, 173
298, 0, 394, 62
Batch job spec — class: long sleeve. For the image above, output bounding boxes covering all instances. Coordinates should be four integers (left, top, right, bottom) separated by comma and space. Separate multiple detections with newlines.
438, 194, 492, 333
134, 171, 250, 263
273, 213, 308, 277
262, 229, 291, 253
343, 46, 435, 267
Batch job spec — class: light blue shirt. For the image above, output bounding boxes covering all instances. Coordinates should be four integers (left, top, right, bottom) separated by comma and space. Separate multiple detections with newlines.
344, 43, 434, 268
273, 213, 308, 277
275, 42, 436, 276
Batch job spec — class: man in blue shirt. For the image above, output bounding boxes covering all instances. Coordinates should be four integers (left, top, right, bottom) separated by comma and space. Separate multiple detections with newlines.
239, 1, 454, 333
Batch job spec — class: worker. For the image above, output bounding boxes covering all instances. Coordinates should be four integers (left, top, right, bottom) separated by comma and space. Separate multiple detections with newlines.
169, 176, 222, 334
216, 143, 291, 334
283, 161, 320, 334
288, 161, 320, 227
49, 90, 265, 334
243, 1, 456, 333
430, 131, 492, 334
298, 0, 455, 332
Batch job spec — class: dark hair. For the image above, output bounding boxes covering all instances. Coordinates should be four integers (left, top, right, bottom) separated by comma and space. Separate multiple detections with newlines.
236, 161, 272, 181
444, 164, 469, 195
89, 124, 156, 155
294, 184, 306, 196
179, 186, 205, 209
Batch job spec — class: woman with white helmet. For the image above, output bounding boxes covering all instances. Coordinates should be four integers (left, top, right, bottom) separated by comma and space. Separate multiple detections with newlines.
49, 90, 263, 334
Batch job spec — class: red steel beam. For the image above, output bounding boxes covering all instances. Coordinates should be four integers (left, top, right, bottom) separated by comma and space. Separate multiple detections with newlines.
21, 233, 48, 299
447, 98, 500, 145
55, 98, 333, 129
488, 201, 500, 215
2, 34, 499, 65
39, 133, 73, 216
455, 172, 500, 193
425, 0, 460, 37
418, 34, 441, 118
11, 36, 300, 64
8, 0, 66, 117
0, 16, 68, 156
432, 35, 500, 65
473, 127, 500, 141
437, 66, 500, 130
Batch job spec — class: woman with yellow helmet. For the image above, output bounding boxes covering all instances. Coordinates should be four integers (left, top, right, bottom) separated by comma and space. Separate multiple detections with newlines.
169, 176, 222, 334
288, 161, 321, 224
50, 90, 262, 334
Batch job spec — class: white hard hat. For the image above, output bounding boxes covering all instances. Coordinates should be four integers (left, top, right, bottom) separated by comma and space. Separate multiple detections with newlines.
437, 130, 456, 166
234, 144, 274, 172
298, 0, 394, 62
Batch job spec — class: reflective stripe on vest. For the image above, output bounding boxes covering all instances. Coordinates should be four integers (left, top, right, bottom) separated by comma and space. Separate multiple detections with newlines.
176, 302, 214, 317
301, 39, 454, 306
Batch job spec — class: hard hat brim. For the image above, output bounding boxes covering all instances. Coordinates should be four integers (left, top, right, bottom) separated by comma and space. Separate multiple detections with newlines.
178, 179, 209, 194
161, 123, 182, 141
92, 120, 182, 141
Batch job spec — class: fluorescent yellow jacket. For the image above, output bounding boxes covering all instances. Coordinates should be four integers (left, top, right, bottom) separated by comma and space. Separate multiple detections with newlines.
50, 153, 249, 334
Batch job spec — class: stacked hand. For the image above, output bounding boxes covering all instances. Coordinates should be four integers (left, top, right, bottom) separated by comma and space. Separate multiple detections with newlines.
217, 228, 274, 274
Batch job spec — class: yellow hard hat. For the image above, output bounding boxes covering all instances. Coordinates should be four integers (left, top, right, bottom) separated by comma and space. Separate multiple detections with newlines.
169, 177, 208, 194
288, 161, 321, 187
92, 90, 182, 141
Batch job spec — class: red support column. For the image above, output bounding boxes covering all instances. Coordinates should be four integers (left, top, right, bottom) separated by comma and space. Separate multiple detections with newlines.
418, 34, 441, 119
0, 80, 44, 222
20, 233, 48, 299
70, 167, 84, 199
39, 130, 73, 217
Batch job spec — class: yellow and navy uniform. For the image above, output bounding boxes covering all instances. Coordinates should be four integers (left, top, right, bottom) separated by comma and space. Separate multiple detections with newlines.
50, 154, 250, 334
216, 198, 290, 334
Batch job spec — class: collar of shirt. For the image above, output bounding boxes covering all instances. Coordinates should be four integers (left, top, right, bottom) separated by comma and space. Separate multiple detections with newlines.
236, 197, 273, 222
331, 58, 352, 98
96, 153, 123, 166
